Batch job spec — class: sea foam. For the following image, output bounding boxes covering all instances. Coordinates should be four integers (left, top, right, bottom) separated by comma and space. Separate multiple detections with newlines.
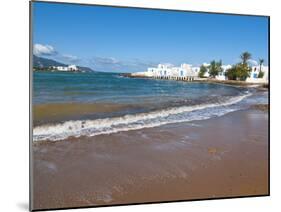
33, 93, 251, 142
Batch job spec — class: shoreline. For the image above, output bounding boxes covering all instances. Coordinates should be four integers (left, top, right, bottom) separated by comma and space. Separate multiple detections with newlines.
33, 93, 264, 142
33, 102, 145, 126
32, 108, 268, 209
121, 73, 269, 89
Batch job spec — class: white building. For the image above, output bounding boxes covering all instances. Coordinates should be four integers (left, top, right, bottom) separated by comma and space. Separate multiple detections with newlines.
56, 66, 69, 71
193, 63, 231, 79
191, 66, 200, 76
215, 65, 232, 81
132, 63, 198, 80
132, 62, 269, 83
246, 65, 269, 83
68, 65, 78, 71
213, 64, 269, 83
55, 65, 79, 72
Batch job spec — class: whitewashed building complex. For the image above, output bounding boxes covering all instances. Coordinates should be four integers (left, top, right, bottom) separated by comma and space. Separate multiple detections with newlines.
132, 63, 268, 84
246, 65, 269, 83
54, 65, 79, 72
132, 63, 198, 81
199, 63, 268, 83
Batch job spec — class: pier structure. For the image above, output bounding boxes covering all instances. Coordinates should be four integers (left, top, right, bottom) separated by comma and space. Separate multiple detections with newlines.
153, 75, 195, 81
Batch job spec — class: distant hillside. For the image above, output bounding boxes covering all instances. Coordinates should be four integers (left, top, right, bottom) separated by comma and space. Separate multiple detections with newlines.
33, 55, 65, 67
33, 55, 94, 72
77, 66, 93, 72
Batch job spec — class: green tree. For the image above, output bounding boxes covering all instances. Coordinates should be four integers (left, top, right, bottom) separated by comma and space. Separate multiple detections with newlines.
225, 63, 251, 81
240, 52, 252, 65
208, 60, 223, 78
236, 63, 251, 80
258, 58, 265, 78
199, 65, 207, 78
258, 58, 264, 71
225, 66, 237, 80
226, 51, 252, 81
258, 70, 264, 78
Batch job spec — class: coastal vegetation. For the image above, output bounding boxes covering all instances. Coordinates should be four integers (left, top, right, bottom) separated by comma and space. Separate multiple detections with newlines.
225, 62, 251, 81
199, 51, 265, 81
258, 71, 264, 78
258, 58, 265, 78
33, 66, 54, 71
208, 60, 223, 78
33, 66, 78, 72
240, 51, 251, 65
199, 65, 207, 78
225, 52, 252, 80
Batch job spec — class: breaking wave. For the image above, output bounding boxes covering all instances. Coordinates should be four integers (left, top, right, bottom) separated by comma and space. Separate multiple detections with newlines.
33, 93, 251, 142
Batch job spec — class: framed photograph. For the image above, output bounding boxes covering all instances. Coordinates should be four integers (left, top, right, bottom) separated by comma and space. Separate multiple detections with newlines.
30, 1, 269, 211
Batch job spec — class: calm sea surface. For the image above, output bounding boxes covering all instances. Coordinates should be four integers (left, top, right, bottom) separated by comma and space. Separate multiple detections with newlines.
33, 71, 243, 105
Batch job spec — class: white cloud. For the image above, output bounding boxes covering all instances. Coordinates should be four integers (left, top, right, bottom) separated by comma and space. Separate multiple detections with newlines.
33, 44, 57, 56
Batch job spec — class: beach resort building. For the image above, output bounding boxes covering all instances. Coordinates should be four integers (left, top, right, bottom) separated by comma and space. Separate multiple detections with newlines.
68, 65, 79, 71
132, 63, 198, 81
56, 66, 68, 71
210, 64, 268, 83
191, 63, 268, 83
215, 65, 232, 81
191, 66, 200, 76
55, 65, 79, 72
131, 62, 269, 83
246, 65, 269, 83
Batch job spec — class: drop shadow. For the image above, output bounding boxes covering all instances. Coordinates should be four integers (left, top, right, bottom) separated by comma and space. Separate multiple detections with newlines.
17, 202, 29, 211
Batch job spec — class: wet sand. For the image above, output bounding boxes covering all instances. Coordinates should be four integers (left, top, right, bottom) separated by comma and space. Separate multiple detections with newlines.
32, 109, 268, 210
33, 103, 144, 126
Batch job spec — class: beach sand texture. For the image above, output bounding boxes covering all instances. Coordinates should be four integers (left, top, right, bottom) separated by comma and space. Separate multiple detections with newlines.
32, 109, 268, 210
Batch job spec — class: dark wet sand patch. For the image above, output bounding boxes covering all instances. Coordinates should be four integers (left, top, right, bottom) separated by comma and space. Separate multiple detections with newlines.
33, 102, 145, 126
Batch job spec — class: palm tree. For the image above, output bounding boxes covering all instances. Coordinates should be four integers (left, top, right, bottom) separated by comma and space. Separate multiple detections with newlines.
240, 52, 252, 64
258, 58, 264, 72
258, 58, 265, 78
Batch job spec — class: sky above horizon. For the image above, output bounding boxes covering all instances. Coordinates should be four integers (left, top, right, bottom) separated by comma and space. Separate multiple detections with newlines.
32, 2, 269, 72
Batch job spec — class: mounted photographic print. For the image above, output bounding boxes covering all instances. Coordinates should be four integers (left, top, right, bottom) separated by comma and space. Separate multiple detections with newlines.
30, 1, 269, 211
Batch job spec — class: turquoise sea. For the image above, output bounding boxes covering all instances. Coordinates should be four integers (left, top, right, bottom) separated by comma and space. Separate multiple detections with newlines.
33, 71, 267, 142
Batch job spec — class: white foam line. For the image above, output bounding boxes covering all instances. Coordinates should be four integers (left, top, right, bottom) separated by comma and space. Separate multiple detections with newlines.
33, 93, 250, 142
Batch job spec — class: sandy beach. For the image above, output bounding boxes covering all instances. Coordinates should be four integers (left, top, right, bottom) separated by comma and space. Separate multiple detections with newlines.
30, 4, 270, 210
32, 108, 268, 210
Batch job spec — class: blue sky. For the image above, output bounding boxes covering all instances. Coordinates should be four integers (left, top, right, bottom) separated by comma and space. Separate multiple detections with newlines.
33, 2, 269, 72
